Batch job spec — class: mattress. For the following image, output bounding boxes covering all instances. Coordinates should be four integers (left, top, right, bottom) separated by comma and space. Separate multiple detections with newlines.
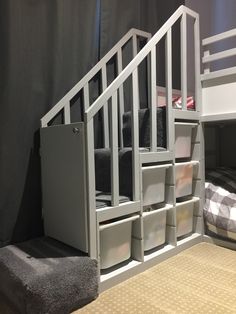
204, 167, 236, 241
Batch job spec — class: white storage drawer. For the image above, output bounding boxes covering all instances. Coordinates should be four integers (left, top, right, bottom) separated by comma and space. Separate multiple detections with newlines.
176, 200, 194, 237
99, 216, 137, 269
175, 122, 197, 159
143, 208, 167, 251
175, 162, 195, 198
142, 164, 171, 206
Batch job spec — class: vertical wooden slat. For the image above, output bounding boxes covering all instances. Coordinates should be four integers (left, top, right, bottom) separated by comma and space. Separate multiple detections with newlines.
132, 34, 138, 57
83, 83, 90, 111
86, 120, 97, 259
101, 65, 110, 148
117, 48, 124, 148
132, 69, 140, 201
132, 33, 140, 110
165, 28, 174, 151
146, 35, 152, 109
150, 46, 157, 152
111, 91, 119, 207
64, 102, 71, 124
194, 16, 201, 113
203, 50, 210, 74
181, 12, 187, 110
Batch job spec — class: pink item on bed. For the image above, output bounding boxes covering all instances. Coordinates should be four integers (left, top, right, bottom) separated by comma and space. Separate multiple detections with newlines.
172, 96, 195, 110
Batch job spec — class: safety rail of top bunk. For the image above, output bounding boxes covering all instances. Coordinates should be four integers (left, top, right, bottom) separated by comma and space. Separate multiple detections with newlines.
40, 28, 151, 146
202, 28, 236, 81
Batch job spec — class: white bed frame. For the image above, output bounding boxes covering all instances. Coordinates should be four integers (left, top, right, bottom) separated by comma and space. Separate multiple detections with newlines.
40, 5, 236, 291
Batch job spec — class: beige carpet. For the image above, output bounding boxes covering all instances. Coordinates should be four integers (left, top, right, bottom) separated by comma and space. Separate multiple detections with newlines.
75, 243, 236, 313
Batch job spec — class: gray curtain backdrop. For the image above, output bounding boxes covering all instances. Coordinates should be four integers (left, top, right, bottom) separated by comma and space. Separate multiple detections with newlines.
100, 0, 184, 91
0, 0, 183, 247
0, 0, 98, 247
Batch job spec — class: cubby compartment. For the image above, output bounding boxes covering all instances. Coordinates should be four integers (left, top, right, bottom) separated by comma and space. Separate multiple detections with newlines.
176, 199, 194, 238
99, 216, 137, 270
175, 161, 194, 198
175, 122, 197, 159
142, 164, 171, 206
143, 208, 167, 251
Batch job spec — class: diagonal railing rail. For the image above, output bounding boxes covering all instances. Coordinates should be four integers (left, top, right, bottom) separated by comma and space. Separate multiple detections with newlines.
41, 28, 151, 148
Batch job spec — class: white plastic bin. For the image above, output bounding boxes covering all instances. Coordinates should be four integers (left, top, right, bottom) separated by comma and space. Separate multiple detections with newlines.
99, 216, 136, 269
143, 209, 167, 251
142, 164, 171, 206
175, 162, 194, 198
175, 122, 197, 159
176, 200, 194, 237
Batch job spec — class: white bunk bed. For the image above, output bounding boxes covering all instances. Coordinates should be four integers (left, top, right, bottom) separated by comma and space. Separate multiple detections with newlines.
40, 5, 204, 291
201, 28, 236, 249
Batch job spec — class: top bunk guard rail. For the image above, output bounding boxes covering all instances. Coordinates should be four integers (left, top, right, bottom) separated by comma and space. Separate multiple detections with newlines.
40, 28, 151, 133
202, 28, 236, 80
85, 5, 200, 256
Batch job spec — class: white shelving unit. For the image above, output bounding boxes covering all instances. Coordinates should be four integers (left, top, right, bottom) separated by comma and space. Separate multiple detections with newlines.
98, 116, 204, 292
39, 5, 214, 293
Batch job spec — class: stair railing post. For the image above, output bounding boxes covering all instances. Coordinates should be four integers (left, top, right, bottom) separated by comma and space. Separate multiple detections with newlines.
132, 69, 140, 201
150, 46, 157, 152
165, 28, 174, 152
181, 11, 187, 110
111, 91, 119, 207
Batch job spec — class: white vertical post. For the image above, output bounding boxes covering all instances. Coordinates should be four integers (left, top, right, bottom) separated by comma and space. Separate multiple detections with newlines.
117, 48, 124, 148
132, 33, 140, 109
150, 46, 157, 152
84, 82, 97, 258
132, 68, 140, 201
146, 34, 152, 109
203, 50, 210, 74
181, 12, 187, 110
194, 16, 201, 113
64, 102, 71, 124
85, 120, 97, 259
83, 83, 90, 111
111, 91, 119, 207
166, 28, 174, 152
101, 65, 110, 148
132, 34, 138, 57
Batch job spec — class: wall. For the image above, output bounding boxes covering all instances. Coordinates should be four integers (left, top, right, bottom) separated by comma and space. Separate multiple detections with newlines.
185, 0, 236, 90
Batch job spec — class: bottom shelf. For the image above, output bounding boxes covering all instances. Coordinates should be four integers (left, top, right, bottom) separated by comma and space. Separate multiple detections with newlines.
99, 233, 202, 292
144, 244, 174, 262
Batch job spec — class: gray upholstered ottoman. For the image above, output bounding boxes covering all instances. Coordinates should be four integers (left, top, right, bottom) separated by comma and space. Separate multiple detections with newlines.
0, 237, 98, 314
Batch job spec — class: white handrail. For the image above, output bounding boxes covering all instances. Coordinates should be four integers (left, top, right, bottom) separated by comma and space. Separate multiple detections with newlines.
41, 28, 151, 127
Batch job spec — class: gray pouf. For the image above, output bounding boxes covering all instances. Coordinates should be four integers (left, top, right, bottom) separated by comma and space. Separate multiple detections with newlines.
0, 237, 98, 314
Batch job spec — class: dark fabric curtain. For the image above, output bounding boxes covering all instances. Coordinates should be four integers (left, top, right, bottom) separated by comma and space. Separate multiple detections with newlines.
0, 0, 98, 247
0, 0, 184, 247
99, 0, 184, 112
